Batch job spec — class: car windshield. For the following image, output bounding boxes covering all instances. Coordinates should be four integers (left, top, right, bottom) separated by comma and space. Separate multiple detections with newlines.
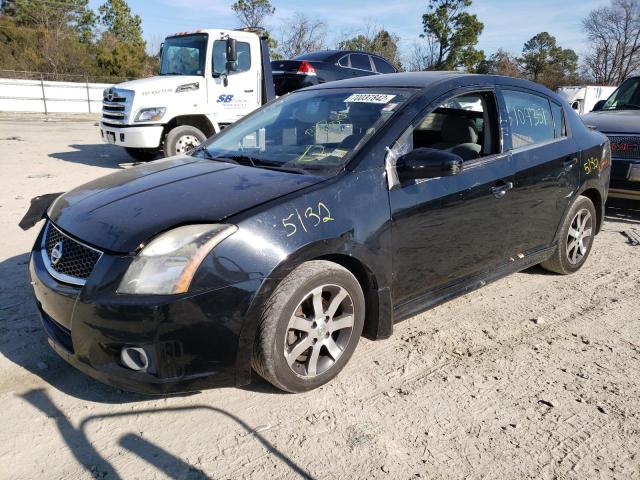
159, 34, 207, 76
602, 77, 640, 111
194, 88, 415, 175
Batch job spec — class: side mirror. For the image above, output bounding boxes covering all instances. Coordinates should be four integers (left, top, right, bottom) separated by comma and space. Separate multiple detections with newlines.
226, 37, 237, 63
226, 60, 238, 72
592, 99, 606, 112
396, 148, 463, 181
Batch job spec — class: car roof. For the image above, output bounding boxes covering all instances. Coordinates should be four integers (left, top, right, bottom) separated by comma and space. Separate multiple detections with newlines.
306, 71, 559, 99
294, 50, 392, 62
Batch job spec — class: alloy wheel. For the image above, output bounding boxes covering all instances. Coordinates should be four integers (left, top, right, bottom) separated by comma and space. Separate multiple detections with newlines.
566, 208, 593, 265
174, 134, 201, 155
284, 284, 355, 378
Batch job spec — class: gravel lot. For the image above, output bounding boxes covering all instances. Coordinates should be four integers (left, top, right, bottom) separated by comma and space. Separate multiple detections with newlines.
1, 114, 639, 480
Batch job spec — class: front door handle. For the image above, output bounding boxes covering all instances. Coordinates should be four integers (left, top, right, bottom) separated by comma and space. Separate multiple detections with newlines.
244, 89, 254, 93
491, 181, 514, 199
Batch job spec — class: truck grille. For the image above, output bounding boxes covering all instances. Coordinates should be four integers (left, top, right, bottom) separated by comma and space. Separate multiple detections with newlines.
101, 87, 133, 124
41, 222, 103, 286
607, 135, 640, 160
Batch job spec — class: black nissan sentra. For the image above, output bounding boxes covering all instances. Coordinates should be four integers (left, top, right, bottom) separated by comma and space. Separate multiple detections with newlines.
27, 72, 610, 394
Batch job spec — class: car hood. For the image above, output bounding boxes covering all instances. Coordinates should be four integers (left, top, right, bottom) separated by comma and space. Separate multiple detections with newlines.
581, 110, 640, 134
48, 156, 323, 253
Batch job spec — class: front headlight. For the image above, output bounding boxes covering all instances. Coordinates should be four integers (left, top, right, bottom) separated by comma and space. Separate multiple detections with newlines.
117, 224, 237, 295
135, 107, 166, 122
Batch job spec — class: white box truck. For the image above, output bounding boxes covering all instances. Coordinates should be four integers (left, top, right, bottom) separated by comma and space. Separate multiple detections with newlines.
100, 28, 275, 161
557, 85, 616, 115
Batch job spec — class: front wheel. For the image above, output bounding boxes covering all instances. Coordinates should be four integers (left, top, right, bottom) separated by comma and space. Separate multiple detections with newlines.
540, 195, 597, 274
252, 260, 365, 393
164, 125, 207, 157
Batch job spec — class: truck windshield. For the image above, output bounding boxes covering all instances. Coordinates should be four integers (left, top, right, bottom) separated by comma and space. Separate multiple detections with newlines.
160, 34, 208, 76
194, 88, 415, 175
602, 77, 640, 111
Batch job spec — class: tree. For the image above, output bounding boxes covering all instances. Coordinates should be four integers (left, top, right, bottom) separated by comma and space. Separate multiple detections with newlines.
231, 0, 274, 29
337, 26, 402, 68
520, 32, 578, 89
476, 49, 522, 77
277, 13, 326, 59
95, 0, 148, 78
0, 0, 97, 75
583, 0, 640, 85
419, 0, 484, 71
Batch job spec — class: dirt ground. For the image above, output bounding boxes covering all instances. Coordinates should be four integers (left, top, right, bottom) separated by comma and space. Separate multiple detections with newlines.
0, 113, 639, 480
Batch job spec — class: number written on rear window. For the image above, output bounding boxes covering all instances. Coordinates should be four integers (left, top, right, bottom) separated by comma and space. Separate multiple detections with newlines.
503, 90, 555, 149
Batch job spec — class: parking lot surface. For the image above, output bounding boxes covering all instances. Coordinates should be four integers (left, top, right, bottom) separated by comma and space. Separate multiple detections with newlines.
1, 115, 639, 480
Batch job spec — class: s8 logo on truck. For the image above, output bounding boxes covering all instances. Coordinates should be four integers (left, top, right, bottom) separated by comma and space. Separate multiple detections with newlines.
217, 95, 234, 103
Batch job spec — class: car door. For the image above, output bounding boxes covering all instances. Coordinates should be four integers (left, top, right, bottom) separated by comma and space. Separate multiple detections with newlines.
498, 88, 580, 256
388, 88, 517, 306
209, 39, 260, 124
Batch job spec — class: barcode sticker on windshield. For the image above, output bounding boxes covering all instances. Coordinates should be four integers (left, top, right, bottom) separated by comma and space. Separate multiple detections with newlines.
345, 94, 396, 104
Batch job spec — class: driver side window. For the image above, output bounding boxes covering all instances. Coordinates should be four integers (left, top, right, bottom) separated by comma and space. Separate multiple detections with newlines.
385, 91, 501, 189
411, 92, 500, 161
212, 40, 251, 76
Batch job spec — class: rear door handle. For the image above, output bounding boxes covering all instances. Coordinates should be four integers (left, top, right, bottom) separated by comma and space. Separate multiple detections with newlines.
491, 181, 514, 199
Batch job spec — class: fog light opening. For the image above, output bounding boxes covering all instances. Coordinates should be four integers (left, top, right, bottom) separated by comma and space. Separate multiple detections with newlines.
121, 347, 149, 371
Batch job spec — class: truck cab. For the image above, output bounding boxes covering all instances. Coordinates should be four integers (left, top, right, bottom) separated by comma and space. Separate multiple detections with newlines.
100, 29, 274, 161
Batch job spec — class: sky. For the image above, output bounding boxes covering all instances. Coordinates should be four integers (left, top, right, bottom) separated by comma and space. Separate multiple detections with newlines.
87, 0, 609, 58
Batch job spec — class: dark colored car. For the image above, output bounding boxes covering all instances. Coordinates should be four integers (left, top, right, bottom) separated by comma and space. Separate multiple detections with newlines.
271, 50, 397, 96
27, 72, 610, 394
583, 76, 640, 200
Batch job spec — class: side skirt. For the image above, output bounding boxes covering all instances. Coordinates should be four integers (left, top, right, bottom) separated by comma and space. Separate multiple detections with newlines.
392, 244, 557, 324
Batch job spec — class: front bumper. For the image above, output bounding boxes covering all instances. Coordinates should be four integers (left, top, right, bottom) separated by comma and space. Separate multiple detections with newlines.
100, 122, 164, 149
29, 238, 261, 394
609, 158, 640, 199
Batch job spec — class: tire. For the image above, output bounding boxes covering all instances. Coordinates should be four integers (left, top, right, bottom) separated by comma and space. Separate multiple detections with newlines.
125, 147, 159, 162
164, 125, 207, 157
540, 195, 597, 274
252, 260, 365, 393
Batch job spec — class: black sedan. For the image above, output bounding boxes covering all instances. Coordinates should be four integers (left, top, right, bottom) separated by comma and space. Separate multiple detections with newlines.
271, 50, 397, 96
27, 72, 610, 394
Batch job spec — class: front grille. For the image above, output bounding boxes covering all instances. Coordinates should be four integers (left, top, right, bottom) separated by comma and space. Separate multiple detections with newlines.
607, 135, 640, 160
101, 88, 132, 125
41, 222, 102, 286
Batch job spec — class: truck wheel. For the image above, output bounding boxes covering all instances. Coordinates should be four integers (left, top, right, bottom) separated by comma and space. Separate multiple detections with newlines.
540, 195, 597, 274
164, 125, 207, 157
252, 260, 365, 393
125, 148, 159, 162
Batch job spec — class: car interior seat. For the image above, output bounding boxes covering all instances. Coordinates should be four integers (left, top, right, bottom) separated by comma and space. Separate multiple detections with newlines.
431, 115, 481, 161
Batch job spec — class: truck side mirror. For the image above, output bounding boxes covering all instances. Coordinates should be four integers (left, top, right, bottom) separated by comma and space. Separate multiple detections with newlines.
226, 60, 238, 73
592, 100, 606, 112
226, 38, 237, 63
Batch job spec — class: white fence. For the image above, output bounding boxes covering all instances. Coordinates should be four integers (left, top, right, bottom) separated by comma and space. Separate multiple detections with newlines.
0, 77, 113, 114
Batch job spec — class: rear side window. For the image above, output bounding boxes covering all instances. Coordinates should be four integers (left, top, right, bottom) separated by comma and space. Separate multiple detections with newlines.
338, 55, 349, 67
551, 102, 567, 138
350, 53, 372, 71
503, 90, 555, 149
212, 40, 251, 76
373, 57, 395, 73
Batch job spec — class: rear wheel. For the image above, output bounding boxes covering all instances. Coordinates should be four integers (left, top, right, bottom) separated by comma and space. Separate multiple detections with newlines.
164, 125, 207, 157
541, 195, 597, 274
124, 147, 159, 162
252, 260, 365, 393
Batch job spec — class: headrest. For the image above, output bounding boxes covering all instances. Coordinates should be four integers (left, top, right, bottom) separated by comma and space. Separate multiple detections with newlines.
292, 101, 329, 124
441, 116, 478, 144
